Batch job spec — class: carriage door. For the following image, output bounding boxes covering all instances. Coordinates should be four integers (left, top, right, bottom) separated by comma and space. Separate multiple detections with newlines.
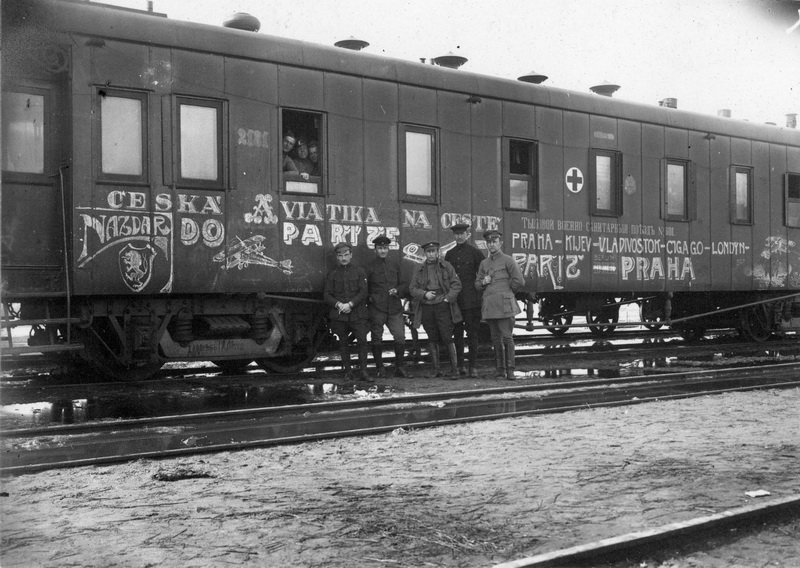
1, 79, 70, 296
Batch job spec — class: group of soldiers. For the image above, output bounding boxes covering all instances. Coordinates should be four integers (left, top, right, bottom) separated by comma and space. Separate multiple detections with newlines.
323, 224, 526, 381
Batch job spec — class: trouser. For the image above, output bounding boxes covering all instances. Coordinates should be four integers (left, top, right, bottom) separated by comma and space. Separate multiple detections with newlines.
453, 307, 481, 370
331, 318, 369, 372
370, 310, 406, 374
487, 317, 516, 378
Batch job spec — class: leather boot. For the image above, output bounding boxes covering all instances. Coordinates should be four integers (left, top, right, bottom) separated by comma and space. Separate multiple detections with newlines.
428, 342, 442, 377
505, 341, 516, 380
445, 343, 459, 379
372, 344, 385, 378
341, 344, 353, 380
493, 342, 506, 379
358, 344, 371, 381
453, 330, 466, 376
467, 335, 478, 377
394, 344, 408, 378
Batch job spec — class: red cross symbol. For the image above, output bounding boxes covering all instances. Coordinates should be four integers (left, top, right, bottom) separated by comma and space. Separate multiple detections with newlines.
565, 167, 584, 193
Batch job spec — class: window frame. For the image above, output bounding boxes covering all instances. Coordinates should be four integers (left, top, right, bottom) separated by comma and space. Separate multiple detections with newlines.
95, 87, 148, 184
662, 158, 690, 222
503, 137, 539, 211
785, 172, 800, 228
1, 84, 51, 183
175, 95, 227, 191
280, 107, 326, 196
589, 148, 623, 217
399, 123, 439, 204
730, 165, 753, 225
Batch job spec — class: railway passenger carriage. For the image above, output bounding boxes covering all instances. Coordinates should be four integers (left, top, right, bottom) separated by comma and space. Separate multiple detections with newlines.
3, 0, 800, 379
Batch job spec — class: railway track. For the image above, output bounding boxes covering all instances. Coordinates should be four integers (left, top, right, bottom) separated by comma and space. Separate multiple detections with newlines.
3, 361, 800, 476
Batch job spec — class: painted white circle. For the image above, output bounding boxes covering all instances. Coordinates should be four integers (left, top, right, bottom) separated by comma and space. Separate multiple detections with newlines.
565, 167, 584, 193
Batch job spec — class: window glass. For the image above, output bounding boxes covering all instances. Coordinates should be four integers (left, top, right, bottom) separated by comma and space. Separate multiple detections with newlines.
180, 104, 218, 180
595, 154, 612, 210
405, 131, 433, 197
735, 170, 750, 222
281, 109, 323, 194
102, 96, 142, 176
667, 163, 686, 217
2, 92, 44, 173
509, 179, 529, 209
788, 173, 800, 227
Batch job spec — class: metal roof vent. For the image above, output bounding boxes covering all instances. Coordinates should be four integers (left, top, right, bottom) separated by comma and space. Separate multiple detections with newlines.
590, 80, 620, 97
718, 109, 732, 118
433, 52, 468, 69
517, 70, 548, 84
334, 37, 369, 51
659, 98, 678, 109
223, 13, 260, 32
787, 113, 798, 129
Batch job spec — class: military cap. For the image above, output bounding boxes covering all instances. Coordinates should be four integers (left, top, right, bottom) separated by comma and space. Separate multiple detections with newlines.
450, 223, 470, 233
483, 229, 503, 240
334, 242, 352, 253
421, 241, 440, 250
373, 235, 392, 247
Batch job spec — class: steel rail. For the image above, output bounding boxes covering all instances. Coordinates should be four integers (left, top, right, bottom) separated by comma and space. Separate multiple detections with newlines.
3, 363, 799, 476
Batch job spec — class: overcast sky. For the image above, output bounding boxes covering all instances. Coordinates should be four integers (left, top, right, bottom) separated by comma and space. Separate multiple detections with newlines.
101, 0, 799, 125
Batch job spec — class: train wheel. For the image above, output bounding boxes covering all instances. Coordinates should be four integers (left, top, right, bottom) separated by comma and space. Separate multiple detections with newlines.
212, 359, 255, 374
586, 307, 619, 337
739, 305, 773, 342
640, 298, 665, 331
672, 324, 705, 342
541, 313, 573, 336
256, 320, 326, 374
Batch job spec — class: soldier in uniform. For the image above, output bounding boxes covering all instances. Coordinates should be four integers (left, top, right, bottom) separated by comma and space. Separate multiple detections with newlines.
476, 230, 526, 380
444, 222, 485, 377
409, 241, 462, 378
365, 235, 409, 378
324, 242, 370, 381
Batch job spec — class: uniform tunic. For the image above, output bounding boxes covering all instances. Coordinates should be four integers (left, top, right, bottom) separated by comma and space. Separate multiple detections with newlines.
444, 242, 484, 310
476, 251, 525, 319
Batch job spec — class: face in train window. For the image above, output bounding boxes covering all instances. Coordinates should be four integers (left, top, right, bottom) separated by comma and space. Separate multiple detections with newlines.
2, 91, 45, 174
281, 109, 324, 194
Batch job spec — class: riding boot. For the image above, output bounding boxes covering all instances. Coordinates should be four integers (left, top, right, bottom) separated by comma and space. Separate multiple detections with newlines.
393, 343, 408, 378
453, 332, 466, 376
358, 344, 371, 381
341, 344, 353, 380
504, 341, 516, 380
493, 342, 506, 379
467, 335, 479, 377
372, 344, 385, 378
445, 342, 459, 379
428, 342, 442, 377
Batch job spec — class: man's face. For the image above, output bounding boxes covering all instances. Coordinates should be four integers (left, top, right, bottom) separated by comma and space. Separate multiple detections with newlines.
454, 231, 469, 245
282, 137, 295, 153
375, 245, 389, 259
336, 249, 352, 266
424, 247, 439, 262
486, 237, 502, 254
297, 143, 308, 159
309, 146, 319, 163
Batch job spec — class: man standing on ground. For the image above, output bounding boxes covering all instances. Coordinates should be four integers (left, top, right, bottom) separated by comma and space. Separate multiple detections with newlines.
476, 230, 525, 380
409, 241, 462, 378
444, 222, 485, 377
324, 242, 370, 381
366, 235, 409, 378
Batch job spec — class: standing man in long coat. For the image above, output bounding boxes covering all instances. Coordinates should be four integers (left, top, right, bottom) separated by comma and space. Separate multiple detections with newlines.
444, 223, 485, 377
476, 230, 525, 380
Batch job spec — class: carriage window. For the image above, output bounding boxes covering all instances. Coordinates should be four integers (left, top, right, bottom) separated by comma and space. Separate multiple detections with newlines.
2, 91, 45, 174
664, 159, 688, 220
178, 97, 223, 187
101, 91, 145, 178
786, 173, 800, 227
401, 124, 437, 202
281, 108, 323, 194
590, 149, 622, 216
506, 138, 538, 210
731, 166, 752, 224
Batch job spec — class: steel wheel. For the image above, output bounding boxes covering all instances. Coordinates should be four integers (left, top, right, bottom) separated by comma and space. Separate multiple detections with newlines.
739, 305, 773, 342
640, 298, 665, 332
586, 307, 619, 337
